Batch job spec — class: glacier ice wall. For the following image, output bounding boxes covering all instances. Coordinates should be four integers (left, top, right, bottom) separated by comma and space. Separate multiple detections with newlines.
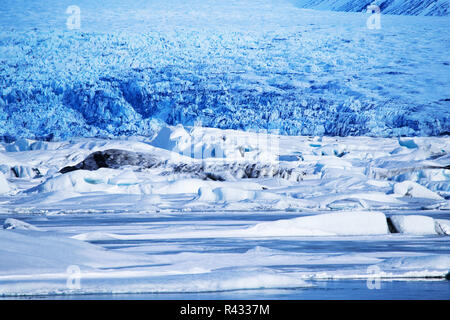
0, 1, 449, 140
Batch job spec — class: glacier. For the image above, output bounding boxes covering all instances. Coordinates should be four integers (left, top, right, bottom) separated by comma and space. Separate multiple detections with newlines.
1, 0, 449, 140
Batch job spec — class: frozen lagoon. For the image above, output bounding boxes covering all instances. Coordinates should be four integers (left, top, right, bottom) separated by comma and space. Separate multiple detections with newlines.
1, 210, 449, 299
0, 128, 449, 298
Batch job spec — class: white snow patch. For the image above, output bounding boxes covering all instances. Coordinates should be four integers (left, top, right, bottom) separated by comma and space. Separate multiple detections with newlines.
0, 230, 152, 275
0, 172, 10, 194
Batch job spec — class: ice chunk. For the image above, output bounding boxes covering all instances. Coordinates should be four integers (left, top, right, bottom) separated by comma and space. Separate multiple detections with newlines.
35, 170, 104, 193
435, 219, 450, 235
389, 215, 437, 235
398, 138, 419, 149
10, 165, 41, 179
150, 125, 191, 154
33, 169, 146, 195
3, 218, 42, 231
248, 211, 389, 236
4, 138, 33, 152
393, 181, 444, 200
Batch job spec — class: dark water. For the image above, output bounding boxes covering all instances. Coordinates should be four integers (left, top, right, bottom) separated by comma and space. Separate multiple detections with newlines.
6, 280, 450, 300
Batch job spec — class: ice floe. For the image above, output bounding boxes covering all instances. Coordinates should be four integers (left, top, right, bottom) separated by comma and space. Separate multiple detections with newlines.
389, 215, 439, 235
393, 181, 444, 200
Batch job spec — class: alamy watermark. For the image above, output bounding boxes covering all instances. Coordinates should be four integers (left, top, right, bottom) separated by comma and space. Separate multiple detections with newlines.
66, 5, 81, 30
366, 4, 381, 30
66, 265, 82, 290
366, 265, 382, 290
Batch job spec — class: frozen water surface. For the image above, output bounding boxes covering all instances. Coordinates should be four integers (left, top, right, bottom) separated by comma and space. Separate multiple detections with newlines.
0, 211, 449, 299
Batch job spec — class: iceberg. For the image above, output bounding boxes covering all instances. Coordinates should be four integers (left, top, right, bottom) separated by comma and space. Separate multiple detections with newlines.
247, 211, 390, 236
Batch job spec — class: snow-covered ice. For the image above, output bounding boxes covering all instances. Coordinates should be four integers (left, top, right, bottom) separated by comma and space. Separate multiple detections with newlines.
3, 218, 42, 231
0, 172, 10, 194
0, 126, 449, 297
0, 212, 449, 297
389, 215, 440, 235
248, 211, 390, 236
1, 126, 448, 214
393, 181, 444, 200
